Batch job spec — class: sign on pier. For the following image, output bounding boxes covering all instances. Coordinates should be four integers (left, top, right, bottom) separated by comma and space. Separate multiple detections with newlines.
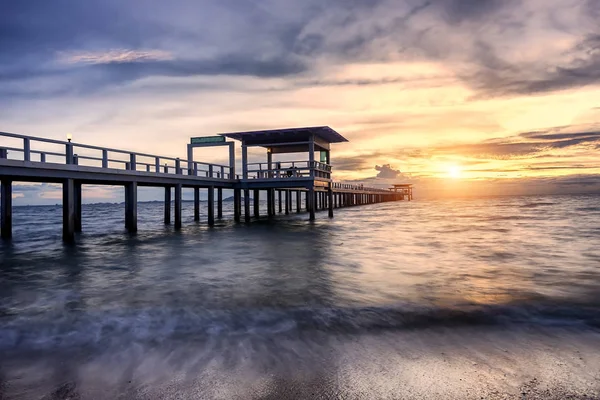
191, 136, 225, 145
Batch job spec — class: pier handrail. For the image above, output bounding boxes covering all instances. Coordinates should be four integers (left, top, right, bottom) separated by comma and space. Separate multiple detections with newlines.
246, 160, 332, 179
332, 181, 390, 193
0, 131, 233, 179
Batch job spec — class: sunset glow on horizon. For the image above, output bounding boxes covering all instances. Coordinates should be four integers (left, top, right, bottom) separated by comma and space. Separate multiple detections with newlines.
1, 0, 599, 203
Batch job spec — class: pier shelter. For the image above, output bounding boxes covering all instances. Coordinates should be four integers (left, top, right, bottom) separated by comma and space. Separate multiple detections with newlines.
390, 184, 413, 201
220, 126, 347, 221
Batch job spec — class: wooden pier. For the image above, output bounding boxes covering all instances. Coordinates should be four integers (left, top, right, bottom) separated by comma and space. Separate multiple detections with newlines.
0, 127, 411, 242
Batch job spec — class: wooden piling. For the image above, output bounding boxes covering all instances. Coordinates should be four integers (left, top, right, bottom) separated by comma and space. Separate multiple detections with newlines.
164, 187, 171, 224
194, 187, 200, 222
125, 182, 137, 233
1, 179, 12, 240
244, 189, 251, 222
63, 179, 75, 242
208, 186, 215, 226
285, 190, 290, 215
267, 188, 274, 217
233, 188, 241, 222
218, 188, 223, 219
296, 190, 301, 213
328, 188, 334, 218
308, 187, 315, 220
174, 184, 182, 230
74, 181, 82, 232
253, 189, 260, 218
278, 190, 283, 213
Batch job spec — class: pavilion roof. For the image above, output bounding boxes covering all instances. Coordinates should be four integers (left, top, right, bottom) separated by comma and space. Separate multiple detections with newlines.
219, 126, 348, 146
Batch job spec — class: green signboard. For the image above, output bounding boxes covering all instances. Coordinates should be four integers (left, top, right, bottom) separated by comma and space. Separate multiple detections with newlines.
190, 136, 225, 145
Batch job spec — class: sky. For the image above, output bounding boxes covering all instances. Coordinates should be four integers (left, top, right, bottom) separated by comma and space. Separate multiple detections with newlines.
1, 0, 600, 204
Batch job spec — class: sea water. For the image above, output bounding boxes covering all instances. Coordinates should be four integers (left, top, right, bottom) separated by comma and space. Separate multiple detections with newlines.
1, 194, 600, 399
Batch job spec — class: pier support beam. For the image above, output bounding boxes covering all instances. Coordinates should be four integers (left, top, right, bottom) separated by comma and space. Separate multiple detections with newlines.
164, 187, 171, 224
63, 179, 75, 243
328, 188, 334, 218
296, 190, 301, 213
253, 189, 260, 218
278, 190, 282, 213
218, 188, 223, 219
267, 188, 275, 217
125, 182, 137, 233
208, 186, 215, 226
74, 182, 82, 232
244, 189, 251, 222
285, 190, 290, 215
308, 187, 315, 220
194, 187, 200, 222
174, 184, 182, 230
233, 188, 241, 222
1, 179, 12, 240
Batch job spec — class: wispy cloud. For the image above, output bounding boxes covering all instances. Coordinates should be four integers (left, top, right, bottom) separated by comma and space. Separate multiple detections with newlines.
59, 49, 173, 65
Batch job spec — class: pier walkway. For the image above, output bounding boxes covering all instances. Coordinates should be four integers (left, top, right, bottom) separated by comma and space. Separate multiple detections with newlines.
0, 127, 410, 242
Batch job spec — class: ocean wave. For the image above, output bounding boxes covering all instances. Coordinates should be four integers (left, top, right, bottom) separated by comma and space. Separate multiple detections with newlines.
519, 202, 556, 208
2, 303, 600, 351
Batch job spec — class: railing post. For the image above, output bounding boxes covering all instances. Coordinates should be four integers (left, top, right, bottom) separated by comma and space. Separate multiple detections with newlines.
65, 143, 74, 165
23, 138, 31, 162
146, 165, 150, 172
175, 158, 181, 174
40, 152, 46, 163
155, 157, 160, 173
102, 150, 108, 168
220, 166, 225, 179
194, 162, 198, 176
0, 148, 7, 159
73, 154, 79, 165
129, 154, 137, 171
164, 164, 168, 173
209, 165, 213, 178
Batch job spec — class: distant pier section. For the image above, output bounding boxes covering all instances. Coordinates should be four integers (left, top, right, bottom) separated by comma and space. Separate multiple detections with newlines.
0, 127, 411, 242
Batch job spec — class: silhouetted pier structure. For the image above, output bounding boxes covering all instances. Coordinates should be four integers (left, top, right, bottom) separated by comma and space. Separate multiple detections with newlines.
390, 184, 413, 201
0, 127, 411, 242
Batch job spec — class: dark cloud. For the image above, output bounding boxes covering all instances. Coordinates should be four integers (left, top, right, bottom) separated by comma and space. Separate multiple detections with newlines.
2, 0, 600, 100
331, 149, 415, 172
519, 129, 600, 141
437, 0, 508, 24
434, 125, 600, 159
469, 33, 600, 97
332, 155, 372, 172
332, 124, 600, 172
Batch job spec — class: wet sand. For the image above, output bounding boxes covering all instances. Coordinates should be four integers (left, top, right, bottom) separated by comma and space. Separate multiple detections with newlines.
2, 327, 600, 399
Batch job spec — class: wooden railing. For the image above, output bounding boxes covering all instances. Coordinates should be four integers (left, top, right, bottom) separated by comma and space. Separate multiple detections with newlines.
0, 131, 234, 179
246, 160, 332, 179
332, 182, 391, 193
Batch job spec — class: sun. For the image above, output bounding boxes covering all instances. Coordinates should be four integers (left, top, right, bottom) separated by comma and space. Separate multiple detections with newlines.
448, 165, 461, 179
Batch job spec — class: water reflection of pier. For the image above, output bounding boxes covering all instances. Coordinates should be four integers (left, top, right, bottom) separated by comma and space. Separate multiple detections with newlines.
1, 127, 411, 243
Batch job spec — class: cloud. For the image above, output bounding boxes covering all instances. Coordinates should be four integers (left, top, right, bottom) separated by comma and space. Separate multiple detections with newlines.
375, 164, 402, 179
3, 0, 600, 100
333, 150, 392, 172
59, 49, 174, 65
